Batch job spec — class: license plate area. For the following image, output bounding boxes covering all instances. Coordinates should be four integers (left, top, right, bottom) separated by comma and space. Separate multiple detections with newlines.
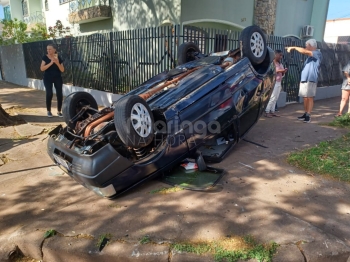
53, 154, 72, 171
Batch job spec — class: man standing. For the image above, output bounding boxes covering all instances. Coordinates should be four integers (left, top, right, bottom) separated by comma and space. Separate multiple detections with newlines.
286, 39, 322, 123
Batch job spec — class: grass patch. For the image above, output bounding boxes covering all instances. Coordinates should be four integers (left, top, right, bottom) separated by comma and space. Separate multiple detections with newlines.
287, 133, 350, 182
96, 233, 112, 248
328, 113, 350, 128
149, 186, 184, 194
171, 235, 278, 262
139, 235, 151, 244
43, 229, 57, 239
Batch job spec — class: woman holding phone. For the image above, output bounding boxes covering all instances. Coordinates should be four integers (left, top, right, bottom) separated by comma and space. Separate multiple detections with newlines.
265, 49, 288, 118
40, 44, 65, 118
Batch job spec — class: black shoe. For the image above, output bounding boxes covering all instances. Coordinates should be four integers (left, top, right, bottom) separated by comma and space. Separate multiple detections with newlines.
303, 115, 311, 123
298, 113, 306, 120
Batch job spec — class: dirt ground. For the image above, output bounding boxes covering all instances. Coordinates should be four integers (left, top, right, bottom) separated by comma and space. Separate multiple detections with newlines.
1, 81, 350, 261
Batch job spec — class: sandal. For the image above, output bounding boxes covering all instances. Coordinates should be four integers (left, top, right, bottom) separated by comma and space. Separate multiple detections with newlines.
271, 113, 280, 117
264, 113, 273, 118
334, 113, 342, 118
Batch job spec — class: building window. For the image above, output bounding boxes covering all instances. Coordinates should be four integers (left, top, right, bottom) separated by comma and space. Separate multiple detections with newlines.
45, 0, 49, 10
4, 6, 11, 20
22, 0, 28, 16
59, 0, 70, 4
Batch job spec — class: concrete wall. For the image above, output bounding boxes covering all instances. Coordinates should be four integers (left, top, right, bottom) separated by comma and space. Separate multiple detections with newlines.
298, 85, 342, 103
27, 79, 122, 107
181, 0, 253, 29
185, 22, 242, 31
9, 0, 23, 20
0, 44, 28, 86
43, 0, 80, 36
309, 0, 329, 42
324, 18, 350, 43
275, 0, 314, 39
28, 0, 42, 14
44, 0, 181, 36
113, 0, 181, 30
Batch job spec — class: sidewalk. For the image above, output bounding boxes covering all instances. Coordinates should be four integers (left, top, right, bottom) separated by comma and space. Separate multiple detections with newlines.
1, 81, 350, 262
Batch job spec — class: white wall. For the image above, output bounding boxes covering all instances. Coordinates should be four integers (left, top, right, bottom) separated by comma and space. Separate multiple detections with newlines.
27, 79, 123, 107
0, 44, 28, 86
9, 0, 23, 20
181, 0, 253, 29
43, 0, 181, 36
324, 19, 350, 43
43, 1, 80, 36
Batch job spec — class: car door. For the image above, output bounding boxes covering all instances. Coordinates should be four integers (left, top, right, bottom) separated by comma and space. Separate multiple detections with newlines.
234, 71, 263, 136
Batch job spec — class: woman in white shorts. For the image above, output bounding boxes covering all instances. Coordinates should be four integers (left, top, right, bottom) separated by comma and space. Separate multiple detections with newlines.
335, 61, 350, 117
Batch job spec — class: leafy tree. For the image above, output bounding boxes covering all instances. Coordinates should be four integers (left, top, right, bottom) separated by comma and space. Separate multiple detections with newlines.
48, 20, 71, 39
28, 23, 50, 42
0, 18, 29, 45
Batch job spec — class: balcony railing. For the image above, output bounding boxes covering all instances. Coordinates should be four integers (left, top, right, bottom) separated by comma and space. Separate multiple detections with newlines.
23, 11, 46, 25
68, 0, 112, 24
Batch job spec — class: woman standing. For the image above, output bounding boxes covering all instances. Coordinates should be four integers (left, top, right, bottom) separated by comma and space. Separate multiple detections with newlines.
265, 50, 288, 118
40, 44, 65, 117
335, 61, 350, 117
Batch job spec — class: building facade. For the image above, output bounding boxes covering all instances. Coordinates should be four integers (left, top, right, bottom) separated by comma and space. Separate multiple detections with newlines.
324, 18, 350, 44
0, 0, 330, 40
0, 0, 46, 30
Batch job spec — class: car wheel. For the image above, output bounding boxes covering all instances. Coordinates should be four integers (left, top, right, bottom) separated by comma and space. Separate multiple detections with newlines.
114, 95, 154, 148
177, 42, 200, 65
240, 25, 267, 65
62, 92, 98, 129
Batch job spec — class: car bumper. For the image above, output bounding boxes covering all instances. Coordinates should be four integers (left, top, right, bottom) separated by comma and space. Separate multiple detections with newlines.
47, 126, 134, 197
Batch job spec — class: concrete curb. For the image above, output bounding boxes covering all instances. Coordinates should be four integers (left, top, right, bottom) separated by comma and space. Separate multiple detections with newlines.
2, 229, 350, 262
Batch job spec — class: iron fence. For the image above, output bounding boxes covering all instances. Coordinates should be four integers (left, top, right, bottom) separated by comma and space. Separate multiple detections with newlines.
22, 25, 350, 102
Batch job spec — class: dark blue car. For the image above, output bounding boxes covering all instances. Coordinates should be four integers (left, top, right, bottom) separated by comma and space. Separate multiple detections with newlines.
47, 25, 276, 198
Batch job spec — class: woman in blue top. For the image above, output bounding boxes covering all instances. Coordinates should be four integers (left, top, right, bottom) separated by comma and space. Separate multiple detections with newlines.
40, 44, 65, 118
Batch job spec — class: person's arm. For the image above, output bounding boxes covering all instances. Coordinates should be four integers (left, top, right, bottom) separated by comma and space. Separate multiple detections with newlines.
52, 56, 65, 73
344, 71, 350, 85
276, 68, 287, 74
40, 59, 53, 71
219, 61, 232, 68
286, 46, 313, 56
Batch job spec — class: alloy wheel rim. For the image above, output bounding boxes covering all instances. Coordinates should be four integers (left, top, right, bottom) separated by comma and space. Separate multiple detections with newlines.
250, 32, 264, 58
130, 103, 152, 138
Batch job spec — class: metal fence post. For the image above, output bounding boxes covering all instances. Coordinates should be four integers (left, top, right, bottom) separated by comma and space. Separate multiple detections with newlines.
109, 32, 117, 93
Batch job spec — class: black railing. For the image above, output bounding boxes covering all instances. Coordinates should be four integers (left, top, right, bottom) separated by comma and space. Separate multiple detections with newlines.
22, 25, 350, 102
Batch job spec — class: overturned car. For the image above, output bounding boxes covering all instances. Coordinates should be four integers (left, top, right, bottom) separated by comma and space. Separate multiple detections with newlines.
47, 25, 276, 198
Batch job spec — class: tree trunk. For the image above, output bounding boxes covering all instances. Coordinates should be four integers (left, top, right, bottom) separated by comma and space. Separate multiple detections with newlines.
0, 104, 24, 127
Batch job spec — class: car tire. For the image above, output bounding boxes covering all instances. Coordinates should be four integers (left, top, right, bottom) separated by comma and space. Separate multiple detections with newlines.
177, 42, 200, 65
114, 95, 154, 148
62, 92, 98, 129
240, 25, 267, 65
